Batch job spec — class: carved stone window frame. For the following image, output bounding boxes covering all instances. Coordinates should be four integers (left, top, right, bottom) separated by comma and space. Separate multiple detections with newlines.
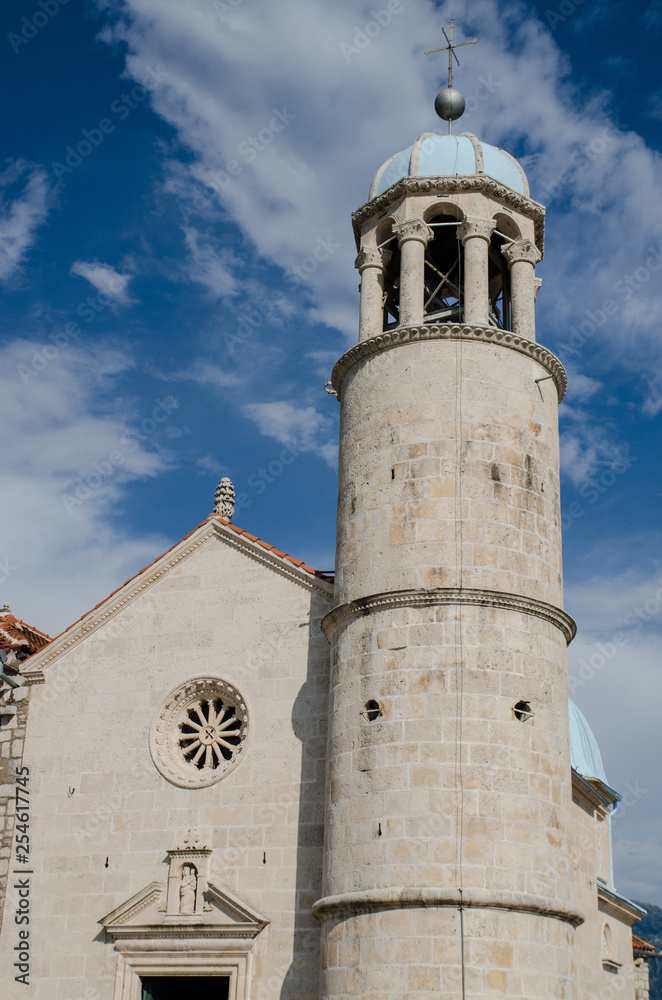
113, 943, 253, 1000
101, 834, 268, 1000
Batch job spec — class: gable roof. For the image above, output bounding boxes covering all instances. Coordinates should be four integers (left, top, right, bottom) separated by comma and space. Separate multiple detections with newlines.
633, 933, 661, 957
21, 514, 334, 680
0, 605, 51, 657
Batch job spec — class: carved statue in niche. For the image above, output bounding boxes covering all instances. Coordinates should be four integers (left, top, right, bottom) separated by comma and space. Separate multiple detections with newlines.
179, 864, 197, 915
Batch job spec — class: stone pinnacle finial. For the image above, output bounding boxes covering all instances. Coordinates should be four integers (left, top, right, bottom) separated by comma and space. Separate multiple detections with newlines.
214, 477, 235, 521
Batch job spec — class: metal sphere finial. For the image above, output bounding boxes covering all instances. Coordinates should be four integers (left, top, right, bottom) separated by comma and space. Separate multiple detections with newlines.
434, 87, 466, 122
425, 18, 476, 131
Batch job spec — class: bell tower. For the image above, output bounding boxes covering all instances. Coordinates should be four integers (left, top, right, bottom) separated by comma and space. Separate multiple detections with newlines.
315, 26, 581, 1000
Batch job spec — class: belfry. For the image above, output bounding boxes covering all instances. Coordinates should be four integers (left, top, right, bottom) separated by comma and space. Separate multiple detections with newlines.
0, 20, 656, 1000
315, 29, 649, 1000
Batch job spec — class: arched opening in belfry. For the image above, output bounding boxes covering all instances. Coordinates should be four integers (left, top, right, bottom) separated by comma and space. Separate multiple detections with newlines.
488, 230, 512, 329
489, 214, 518, 330
423, 213, 463, 323
380, 224, 400, 331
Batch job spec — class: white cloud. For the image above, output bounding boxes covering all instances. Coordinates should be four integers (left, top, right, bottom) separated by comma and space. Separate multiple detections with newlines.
0, 339, 175, 635
565, 572, 662, 634
92, 0, 662, 388
566, 578, 662, 903
70, 259, 135, 306
564, 371, 602, 404
151, 357, 238, 388
559, 414, 632, 488
0, 160, 52, 284
243, 400, 337, 467
66, 0, 662, 906
181, 227, 238, 298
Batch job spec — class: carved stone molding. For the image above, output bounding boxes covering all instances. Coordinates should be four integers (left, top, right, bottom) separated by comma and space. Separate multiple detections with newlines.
503, 238, 542, 268
101, 878, 269, 1000
392, 218, 433, 247
458, 217, 496, 244
312, 887, 584, 928
150, 676, 249, 789
354, 247, 390, 272
166, 832, 213, 917
352, 175, 546, 256
598, 883, 647, 925
330, 323, 568, 402
321, 586, 577, 644
21, 519, 333, 684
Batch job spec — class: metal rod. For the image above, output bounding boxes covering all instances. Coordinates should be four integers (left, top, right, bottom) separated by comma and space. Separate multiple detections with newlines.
493, 230, 516, 243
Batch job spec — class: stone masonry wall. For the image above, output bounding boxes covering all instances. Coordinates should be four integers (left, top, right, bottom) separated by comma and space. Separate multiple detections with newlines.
335, 339, 564, 608
0, 692, 30, 936
635, 957, 650, 1000
0, 533, 331, 1000
569, 781, 637, 999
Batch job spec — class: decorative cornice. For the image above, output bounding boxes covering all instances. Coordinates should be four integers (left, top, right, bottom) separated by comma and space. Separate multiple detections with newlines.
312, 887, 584, 928
330, 323, 567, 402
100, 880, 269, 940
22, 529, 214, 679
107, 927, 261, 940
571, 769, 620, 812
321, 586, 576, 644
207, 521, 333, 599
598, 884, 647, 926
100, 882, 165, 929
21, 520, 332, 680
392, 218, 433, 247
502, 238, 542, 268
352, 175, 545, 255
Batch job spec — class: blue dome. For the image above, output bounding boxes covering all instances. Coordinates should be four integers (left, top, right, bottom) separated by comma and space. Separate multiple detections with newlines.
369, 132, 529, 199
569, 699, 608, 783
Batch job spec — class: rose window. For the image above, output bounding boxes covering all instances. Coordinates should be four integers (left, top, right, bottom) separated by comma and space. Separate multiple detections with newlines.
150, 677, 248, 788
179, 696, 242, 769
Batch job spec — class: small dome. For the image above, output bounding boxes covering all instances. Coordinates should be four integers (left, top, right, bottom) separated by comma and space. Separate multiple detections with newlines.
569, 699, 608, 783
369, 132, 529, 200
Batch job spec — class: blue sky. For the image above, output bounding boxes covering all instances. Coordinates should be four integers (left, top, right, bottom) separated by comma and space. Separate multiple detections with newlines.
2, 0, 662, 902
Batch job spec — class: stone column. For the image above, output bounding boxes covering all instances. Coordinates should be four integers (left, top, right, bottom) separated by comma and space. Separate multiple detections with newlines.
393, 219, 433, 327
503, 238, 542, 341
355, 247, 391, 341
458, 217, 496, 327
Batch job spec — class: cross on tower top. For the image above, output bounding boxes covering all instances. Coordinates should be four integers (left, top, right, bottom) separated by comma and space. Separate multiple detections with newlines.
425, 16, 477, 90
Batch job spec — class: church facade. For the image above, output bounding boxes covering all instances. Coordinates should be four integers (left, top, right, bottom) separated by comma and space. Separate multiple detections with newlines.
0, 123, 657, 999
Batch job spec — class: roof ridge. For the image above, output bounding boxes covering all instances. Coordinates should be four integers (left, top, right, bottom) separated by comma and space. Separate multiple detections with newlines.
0, 611, 52, 654
27, 515, 334, 659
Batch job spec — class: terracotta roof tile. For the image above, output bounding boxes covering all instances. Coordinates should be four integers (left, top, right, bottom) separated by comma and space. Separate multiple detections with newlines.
0, 609, 52, 657
210, 516, 333, 581
633, 933, 659, 955
26, 515, 334, 661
